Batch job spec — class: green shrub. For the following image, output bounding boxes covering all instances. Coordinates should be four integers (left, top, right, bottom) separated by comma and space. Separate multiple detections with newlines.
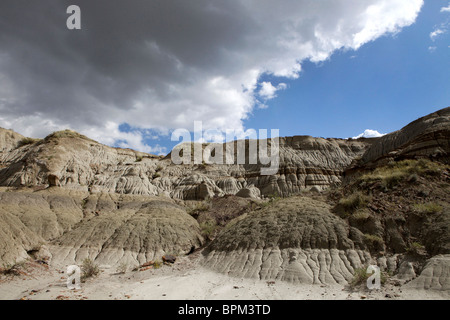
412, 202, 443, 215
350, 267, 389, 288
407, 242, 426, 255
339, 191, 371, 213
351, 209, 371, 221
153, 260, 162, 269
187, 201, 210, 215
363, 234, 384, 251
200, 219, 218, 240
350, 268, 371, 287
81, 258, 100, 281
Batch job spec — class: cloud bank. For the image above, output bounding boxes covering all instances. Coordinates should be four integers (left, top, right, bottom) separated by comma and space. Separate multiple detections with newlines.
0, 0, 423, 151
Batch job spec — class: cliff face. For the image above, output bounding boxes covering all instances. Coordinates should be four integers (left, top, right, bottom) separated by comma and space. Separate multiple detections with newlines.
356, 107, 449, 169
0, 128, 25, 162
0, 130, 373, 200
1, 108, 448, 200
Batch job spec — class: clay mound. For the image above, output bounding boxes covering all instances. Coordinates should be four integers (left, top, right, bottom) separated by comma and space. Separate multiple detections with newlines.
202, 196, 376, 284
50, 193, 204, 268
0, 188, 203, 268
405, 255, 450, 291
0, 187, 86, 265
195, 195, 253, 227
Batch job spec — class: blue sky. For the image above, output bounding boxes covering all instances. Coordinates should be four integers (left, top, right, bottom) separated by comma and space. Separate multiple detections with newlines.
0, 0, 448, 155
245, 0, 450, 139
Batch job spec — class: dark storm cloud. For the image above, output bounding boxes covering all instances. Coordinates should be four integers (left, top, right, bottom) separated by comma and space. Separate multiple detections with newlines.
0, 0, 423, 151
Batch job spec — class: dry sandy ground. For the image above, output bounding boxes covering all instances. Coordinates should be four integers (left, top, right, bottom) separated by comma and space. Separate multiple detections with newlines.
0, 253, 447, 301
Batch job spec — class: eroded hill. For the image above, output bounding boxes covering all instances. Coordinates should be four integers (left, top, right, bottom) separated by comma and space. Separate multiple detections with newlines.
0, 107, 449, 292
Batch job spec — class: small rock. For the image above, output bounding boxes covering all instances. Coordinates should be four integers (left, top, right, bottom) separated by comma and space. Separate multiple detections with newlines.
360, 295, 367, 300
141, 261, 154, 268
162, 255, 176, 264
139, 266, 152, 272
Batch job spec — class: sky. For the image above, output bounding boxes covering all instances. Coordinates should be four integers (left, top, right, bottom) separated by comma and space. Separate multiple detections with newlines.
0, 0, 449, 155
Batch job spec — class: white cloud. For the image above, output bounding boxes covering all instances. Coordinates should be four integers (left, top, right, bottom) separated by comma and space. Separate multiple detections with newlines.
428, 46, 437, 52
0, 0, 424, 152
430, 28, 446, 41
259, 82, 287, 100
353, 129, 386, 139
441, 3, 450, 12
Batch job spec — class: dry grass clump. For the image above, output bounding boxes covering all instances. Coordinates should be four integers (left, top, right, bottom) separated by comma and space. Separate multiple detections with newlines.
350, 267, 389, 288
44, 130, 95, 142
17, 137, 41, 148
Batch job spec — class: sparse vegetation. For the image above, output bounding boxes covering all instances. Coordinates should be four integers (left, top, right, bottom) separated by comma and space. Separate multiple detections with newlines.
135, 155, 143, 162
153, 260, 162, 269
17, 137, 41, 148
116, 262, 128, 274
0, 260, 28, 277
359, 159, 442, 189
199, 219, 218, 240
187, 201, 211, 216
407, 242, 426, 255
350, 267, 389, 288
81, 198, 89, 209
412, 202, 443, 215
259, 193, 282, 208
80, 258, 100, 282
363, 234, 384, 250
350, 267, 371, 288
45, 129, 95, 142
337, 191, 371, 217
351, 208, 371, 221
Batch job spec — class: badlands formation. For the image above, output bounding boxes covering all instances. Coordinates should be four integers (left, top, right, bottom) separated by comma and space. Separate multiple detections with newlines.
0, 107, 449, 299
